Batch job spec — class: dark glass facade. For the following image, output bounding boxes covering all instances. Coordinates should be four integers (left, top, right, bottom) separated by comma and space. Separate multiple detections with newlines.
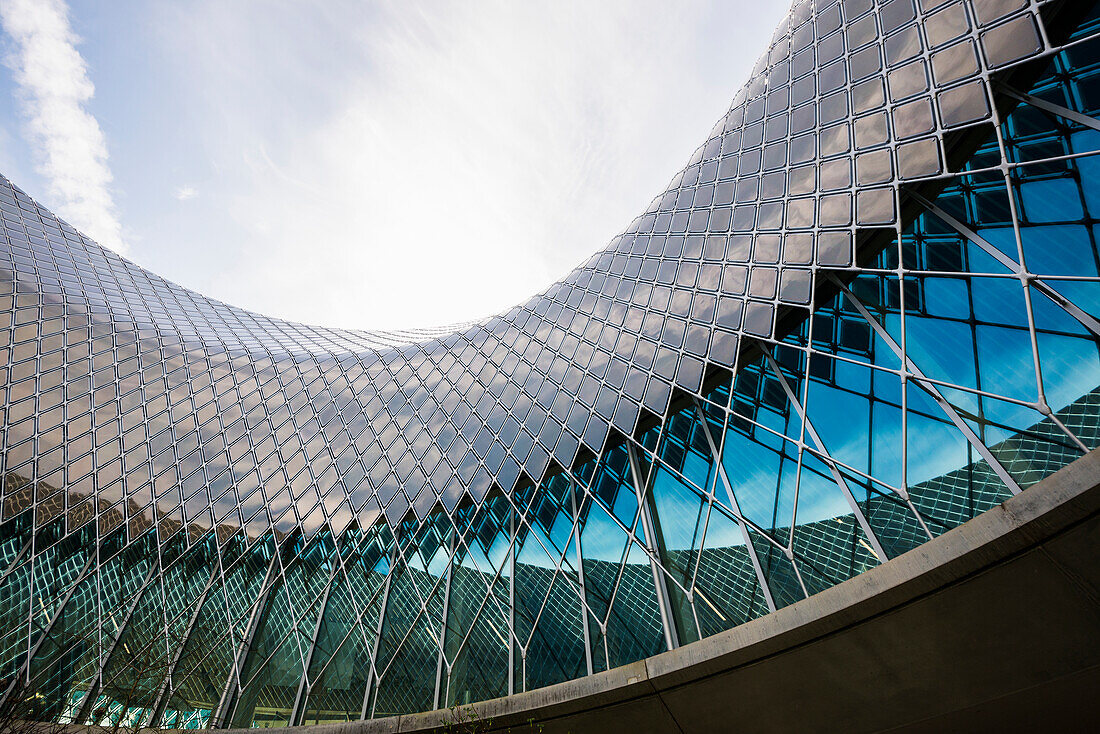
2, 0, 1099, 728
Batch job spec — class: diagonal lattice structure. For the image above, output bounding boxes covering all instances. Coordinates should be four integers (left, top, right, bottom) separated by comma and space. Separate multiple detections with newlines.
2, 0, 1100, 728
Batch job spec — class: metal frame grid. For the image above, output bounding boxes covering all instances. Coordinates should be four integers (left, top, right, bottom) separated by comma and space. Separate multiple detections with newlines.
1, 0, 1099, 727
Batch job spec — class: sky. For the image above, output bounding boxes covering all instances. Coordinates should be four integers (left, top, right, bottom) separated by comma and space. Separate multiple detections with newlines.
0, 0, 788, 331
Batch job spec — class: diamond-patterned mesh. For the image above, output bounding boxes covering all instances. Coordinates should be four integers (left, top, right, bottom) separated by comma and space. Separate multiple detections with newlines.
2, 0, 1100, 726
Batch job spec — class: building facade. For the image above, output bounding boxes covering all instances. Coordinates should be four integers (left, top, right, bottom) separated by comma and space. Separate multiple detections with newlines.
1, 0, 1099, 728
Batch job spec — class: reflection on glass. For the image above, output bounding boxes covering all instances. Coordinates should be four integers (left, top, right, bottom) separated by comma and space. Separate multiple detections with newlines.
1, 1, 1100, 728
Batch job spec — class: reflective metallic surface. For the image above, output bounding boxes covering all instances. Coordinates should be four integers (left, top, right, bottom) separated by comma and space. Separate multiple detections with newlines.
2, 0, 1099, 727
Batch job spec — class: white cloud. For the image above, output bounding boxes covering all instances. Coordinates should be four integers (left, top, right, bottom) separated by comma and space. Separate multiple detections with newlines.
174, 184, 197, 201
146, 0, 786, 331
0, 0, 125, 253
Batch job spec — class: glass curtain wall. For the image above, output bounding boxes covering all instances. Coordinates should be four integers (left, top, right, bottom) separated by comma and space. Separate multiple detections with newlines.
1, 0, 1099, 728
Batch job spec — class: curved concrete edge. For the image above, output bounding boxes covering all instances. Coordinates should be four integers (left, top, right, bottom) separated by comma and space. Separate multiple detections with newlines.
646, 444, 1100, 688
52, 449, 1100, 733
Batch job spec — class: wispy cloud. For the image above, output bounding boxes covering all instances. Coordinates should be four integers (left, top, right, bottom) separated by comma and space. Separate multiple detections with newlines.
0, 0, 125, 253
149, 0, 786, 330
174, 184, 197, 201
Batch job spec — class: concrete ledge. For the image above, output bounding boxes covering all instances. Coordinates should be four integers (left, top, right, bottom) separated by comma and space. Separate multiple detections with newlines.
60, 449, 1100, 733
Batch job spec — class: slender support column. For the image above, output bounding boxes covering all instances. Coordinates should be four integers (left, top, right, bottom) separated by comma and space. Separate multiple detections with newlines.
209, 542, 282, 728
74, 558, 160, 724
829, 274, 1027, 494
913, 192, 1100, 342
570, 479, 594, 677
995, 80, 1100, 133
626, 444, 679, 651
507, 508, 515, 696
432, 531, 455, 711
913, 193, 1094, 453
692, 398, 778, 613
148, 561, 221, 725
361, 539, 397, 720
289, 557, 342, 726
0, 553, 97, 709
762, 351, 890, 562
0, 534, 32, 584
913, 191, 1098, 452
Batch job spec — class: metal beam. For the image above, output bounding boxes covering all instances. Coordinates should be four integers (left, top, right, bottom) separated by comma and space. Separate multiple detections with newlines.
570, 478, 594, 677
361, 541, 396, 720
0, 553, 96, 710
147, 560, 221, 726
74, 558, 160, 725
289, 553, 342, 726
507, 507, 516, 696
829, 274, 1025, 495
626, 443, 679, 652
761, 351, 890, 563
692, 398, 778, 613
913, 191, 1100, 342
995, 80, 1100, 133
432, 530, 455, 711
209, 540, 282, 728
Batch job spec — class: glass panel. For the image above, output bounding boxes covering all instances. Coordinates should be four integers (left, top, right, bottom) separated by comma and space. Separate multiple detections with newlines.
0, 2, 1098, 724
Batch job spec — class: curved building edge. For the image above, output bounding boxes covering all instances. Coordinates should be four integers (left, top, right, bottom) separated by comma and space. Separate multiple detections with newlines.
188, 447, 1100, 733
2, 0, 1100, 728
